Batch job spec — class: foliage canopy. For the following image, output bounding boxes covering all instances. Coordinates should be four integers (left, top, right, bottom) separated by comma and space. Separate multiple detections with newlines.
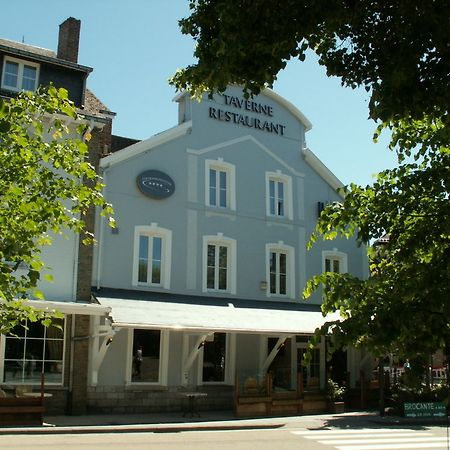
172, 1, 450, 358
0, 87, 113, 334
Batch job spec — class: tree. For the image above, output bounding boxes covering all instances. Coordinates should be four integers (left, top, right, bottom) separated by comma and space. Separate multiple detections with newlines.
171, 1, 450, 359
0, 86, 114, 334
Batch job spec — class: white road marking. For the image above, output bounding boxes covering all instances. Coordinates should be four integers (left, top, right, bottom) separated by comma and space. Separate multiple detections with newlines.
336, 443, 448, 450
291, 427, 449, 450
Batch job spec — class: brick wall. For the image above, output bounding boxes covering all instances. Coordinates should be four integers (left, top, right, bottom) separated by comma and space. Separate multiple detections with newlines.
57, 17, 81, 63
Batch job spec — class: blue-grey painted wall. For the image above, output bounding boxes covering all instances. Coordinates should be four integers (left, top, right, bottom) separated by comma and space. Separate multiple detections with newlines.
95, 87, 367, 305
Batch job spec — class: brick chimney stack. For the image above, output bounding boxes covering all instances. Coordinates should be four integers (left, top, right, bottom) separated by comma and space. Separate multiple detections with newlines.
57, 17, 81, 63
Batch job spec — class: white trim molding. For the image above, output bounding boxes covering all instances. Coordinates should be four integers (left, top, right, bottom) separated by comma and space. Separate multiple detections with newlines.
202, 234, 237, 294
126, 328, 169, 386
265, 242, 295, 299
302, 147, 344, 194
100, 120, 192, 169
1, 56, 40, 92
265, 170, 294, 220
322, 249, 348, 274
204, 159, 236, 210
132, 224, 172, 289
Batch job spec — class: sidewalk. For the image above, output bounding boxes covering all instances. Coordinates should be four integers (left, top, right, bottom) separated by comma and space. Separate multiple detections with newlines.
0, 410, 446, 435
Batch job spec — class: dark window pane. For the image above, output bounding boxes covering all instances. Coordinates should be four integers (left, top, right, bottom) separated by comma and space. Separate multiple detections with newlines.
270, 273, 276, 293
152, 237, 162, 261
4, 61, 18, 87
219, 171, 227, 207
151, 261, 161, 284
219, 246, 227, 268
279, 253, 286, 274
203, 333, 226, 382
270, 252, 276, 273
333, 259, 340, 273
279, 274, 287, 294
207, 267, 215, 289
325, 258, 331, 272
209, 169, 217, 205
139, 235, 148, 259
132, 329, 161, 383
138, 260, 148, 282
218, 268, 227, 290
207, 245, 216, 266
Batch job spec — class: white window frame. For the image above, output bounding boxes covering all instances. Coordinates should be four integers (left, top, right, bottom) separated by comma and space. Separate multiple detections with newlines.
197, 332, 236, 385
205, 159, 236, 210
265, 242, 295, 299
265, 171, 293, 220
202, 234, 237, 294
126, 328, 169, 386
132, 224, 172, 289
0, 318, 66, 386
322, 249, 348, 274
1, 56, 39, 92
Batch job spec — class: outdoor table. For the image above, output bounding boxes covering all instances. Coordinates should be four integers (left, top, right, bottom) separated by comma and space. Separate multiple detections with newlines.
21, 392, 53, 398
180, 392, 208, 417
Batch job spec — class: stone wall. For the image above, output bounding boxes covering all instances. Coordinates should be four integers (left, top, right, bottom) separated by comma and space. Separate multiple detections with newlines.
86, 385, 234, 414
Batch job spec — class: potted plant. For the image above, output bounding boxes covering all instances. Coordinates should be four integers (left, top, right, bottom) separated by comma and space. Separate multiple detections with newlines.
327, 379, 346, 413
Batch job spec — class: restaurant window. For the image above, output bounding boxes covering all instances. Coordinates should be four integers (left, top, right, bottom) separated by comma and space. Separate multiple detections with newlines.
131, 329, 167, 383
322, 250, 348, 274
203, 235, 236, 294
202, 333, 227, 383
265, 171, 293, 220
2, 319, 65, 385
266, 243, 295, 298
132, 224, 172, 289
1, 57, 39, 92
205, 159, 236, 210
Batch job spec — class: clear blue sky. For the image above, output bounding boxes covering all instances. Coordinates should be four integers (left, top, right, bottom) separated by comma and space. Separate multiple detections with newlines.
2, 0, 397, 187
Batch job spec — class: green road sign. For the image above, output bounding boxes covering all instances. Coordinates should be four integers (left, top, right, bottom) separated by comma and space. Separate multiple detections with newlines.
404, 402, 447, 418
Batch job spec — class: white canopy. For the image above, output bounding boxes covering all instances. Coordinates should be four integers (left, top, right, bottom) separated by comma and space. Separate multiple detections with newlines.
96, 296, 339, 335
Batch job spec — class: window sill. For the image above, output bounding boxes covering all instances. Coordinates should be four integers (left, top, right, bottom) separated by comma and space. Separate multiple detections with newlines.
125, 383, 168, 391
205, 207, 237, 220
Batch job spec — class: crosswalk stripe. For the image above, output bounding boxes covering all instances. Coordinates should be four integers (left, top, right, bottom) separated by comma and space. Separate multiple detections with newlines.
301, 432, 432, 439
336, 443, 447, 450
322, 436, 447, 445
292, 428, 420, 435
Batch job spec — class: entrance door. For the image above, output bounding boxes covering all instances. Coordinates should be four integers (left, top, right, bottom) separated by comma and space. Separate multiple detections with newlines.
297, 347, 320, 391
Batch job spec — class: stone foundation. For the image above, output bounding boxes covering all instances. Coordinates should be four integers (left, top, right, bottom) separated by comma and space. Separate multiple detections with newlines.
86, 385, 234, 414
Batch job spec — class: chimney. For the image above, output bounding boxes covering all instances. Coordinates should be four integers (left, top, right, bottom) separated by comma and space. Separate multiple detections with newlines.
57, 17, 81, 63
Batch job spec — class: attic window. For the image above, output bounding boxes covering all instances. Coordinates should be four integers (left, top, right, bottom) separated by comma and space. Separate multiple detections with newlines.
1, 56, 39, 92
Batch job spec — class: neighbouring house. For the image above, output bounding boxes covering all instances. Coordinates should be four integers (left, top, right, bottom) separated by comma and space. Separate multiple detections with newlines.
0, 18, 120, 415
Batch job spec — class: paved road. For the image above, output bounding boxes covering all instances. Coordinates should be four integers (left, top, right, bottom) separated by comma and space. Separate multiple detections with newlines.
0, 424, 448, 450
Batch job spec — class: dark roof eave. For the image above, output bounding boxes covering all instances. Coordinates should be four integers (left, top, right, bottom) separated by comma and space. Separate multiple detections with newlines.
0, 44, 93, 74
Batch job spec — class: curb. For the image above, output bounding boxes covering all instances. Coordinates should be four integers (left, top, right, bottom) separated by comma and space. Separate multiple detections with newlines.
0, 422, 286, 435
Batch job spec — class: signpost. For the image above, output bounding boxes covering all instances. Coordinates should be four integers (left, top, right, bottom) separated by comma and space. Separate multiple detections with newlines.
404, 402, 447, 418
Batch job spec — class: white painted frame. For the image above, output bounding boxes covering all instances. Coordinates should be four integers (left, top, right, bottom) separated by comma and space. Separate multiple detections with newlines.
0, 317, 66, 386
197, 332, 236, 385
126, 328, 169, 386
322, 249, 348, 274
202, 234, 237, 294
132, 224, 172, 289
265, 242, 295, 299
265, 171, 293, 220
1, 56, 40, 92
205, 159, 236, 211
